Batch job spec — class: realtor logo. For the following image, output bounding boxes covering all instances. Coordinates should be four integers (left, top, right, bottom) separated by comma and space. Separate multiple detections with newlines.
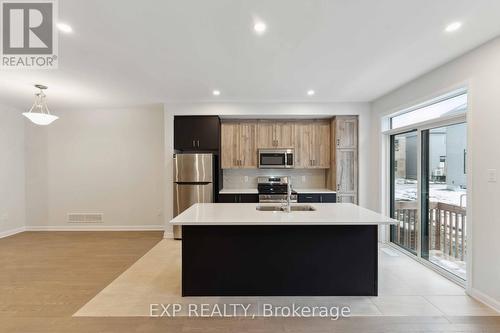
1, 0, 58, 68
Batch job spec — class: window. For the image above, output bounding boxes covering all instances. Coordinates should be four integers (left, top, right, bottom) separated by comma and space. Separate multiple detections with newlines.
390, 93, 467, 129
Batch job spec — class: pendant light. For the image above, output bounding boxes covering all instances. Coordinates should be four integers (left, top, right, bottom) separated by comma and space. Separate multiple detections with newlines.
22, 84, 59, 125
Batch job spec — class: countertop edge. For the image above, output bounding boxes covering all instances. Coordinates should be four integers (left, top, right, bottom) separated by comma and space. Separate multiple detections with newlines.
219, 188, 337, 194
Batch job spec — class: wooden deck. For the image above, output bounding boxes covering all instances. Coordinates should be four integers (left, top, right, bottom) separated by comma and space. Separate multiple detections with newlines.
393, 201, 467, 279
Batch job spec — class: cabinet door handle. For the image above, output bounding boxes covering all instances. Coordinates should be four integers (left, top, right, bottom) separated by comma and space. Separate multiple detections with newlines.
192, 140, 196, 147
320, 195, 323, 203
197, 140, 200, 147
337, 139, 340, 147
337, 184, 340, 191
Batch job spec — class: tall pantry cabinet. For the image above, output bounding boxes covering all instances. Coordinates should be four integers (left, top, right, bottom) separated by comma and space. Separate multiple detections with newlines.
333, 116, 358, 204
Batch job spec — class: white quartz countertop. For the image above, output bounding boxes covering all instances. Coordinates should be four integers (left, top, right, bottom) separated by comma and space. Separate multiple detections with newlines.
219, 188, 336, 194
170, 203, 397, 226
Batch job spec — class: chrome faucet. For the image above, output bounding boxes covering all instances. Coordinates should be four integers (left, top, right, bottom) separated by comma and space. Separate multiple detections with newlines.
283, 178, 292, 213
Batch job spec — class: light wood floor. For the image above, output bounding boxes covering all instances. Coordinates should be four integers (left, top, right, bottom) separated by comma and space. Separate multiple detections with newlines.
1, 231, 499, 333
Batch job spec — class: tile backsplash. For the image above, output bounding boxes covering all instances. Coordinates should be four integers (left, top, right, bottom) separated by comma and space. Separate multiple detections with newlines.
222, 169, 327, 189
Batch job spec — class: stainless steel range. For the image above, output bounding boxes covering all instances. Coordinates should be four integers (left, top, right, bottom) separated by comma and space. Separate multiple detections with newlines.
257, 176, 297, 203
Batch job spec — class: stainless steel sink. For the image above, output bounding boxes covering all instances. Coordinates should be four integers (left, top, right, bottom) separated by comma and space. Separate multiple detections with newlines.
256, 205, 316, 212
290, 205, 316, 211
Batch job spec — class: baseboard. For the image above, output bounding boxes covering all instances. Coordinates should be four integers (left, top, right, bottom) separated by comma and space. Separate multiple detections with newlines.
468, 288, 500, 313
0, 226, 26, 239
25, 225, 165, 231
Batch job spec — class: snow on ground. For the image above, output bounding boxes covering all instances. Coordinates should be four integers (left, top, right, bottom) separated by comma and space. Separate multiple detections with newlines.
395, 179, 466, 207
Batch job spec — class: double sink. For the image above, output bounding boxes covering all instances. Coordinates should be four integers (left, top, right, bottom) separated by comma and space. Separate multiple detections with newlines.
256, 205, 316, 212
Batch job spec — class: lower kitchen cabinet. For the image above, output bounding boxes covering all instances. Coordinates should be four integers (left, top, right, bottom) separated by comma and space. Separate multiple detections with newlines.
298, 193, 337, 203
218, 193, 259, 203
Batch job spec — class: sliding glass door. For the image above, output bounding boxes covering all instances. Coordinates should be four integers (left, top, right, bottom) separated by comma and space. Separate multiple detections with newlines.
390, 131, 418, 254
388, 91, 468, 281
421, 123, 467, 279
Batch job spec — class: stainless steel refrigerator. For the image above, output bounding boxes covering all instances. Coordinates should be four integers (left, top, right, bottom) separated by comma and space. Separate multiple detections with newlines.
173, 153, 213, 239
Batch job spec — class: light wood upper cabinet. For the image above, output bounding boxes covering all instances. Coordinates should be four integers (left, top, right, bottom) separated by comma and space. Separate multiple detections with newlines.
275, 122, 295, 148
221, 121, 257, 169
256, 121, 275, 148
257, 121, 295, 149
239, 122, 258, 168
312, 120, 331, 168
294, 120, 330, 169
294, 121, 312, 168
221, 122, 239, 169
222, 119, 332, 170
336, 116, 358, 149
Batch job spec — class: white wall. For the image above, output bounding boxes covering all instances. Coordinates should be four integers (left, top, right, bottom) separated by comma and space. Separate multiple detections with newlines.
0, 105, 26, 237
163, 102, 371, 233
371, 37, 500, 310
25, 104, 165, 230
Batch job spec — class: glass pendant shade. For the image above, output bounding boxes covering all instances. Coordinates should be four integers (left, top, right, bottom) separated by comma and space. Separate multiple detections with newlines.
23, 85, 58, 125
22, 112, 59, 125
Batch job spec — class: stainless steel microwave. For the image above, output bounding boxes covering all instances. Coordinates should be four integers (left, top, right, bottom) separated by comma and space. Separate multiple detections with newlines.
258, 149, 294, 169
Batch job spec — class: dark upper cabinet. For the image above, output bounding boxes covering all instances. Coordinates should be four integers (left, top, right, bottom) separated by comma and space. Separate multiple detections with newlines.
218, 193, 259, 203
298, 193, 336, 203
174, 116, 220, 151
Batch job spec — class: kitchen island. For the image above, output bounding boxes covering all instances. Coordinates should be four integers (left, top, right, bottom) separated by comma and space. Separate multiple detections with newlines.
170, 203, 396, 297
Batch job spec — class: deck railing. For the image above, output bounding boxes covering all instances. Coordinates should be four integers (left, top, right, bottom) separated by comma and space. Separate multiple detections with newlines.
393, 201, 467, 260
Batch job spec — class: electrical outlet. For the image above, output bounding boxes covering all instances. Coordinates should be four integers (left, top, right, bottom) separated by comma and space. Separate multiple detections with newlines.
487, 169, 497, 183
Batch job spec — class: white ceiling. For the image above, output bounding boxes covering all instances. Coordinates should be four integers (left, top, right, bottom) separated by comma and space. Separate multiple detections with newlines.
1, 0, 500, 110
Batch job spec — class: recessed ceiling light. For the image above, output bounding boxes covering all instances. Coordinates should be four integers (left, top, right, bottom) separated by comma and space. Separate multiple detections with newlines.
445, 22, 462, 33
212, 90, 221, 96
307, 90, 315, 96
254, 21, 267, 35
57, 22, 73, 33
